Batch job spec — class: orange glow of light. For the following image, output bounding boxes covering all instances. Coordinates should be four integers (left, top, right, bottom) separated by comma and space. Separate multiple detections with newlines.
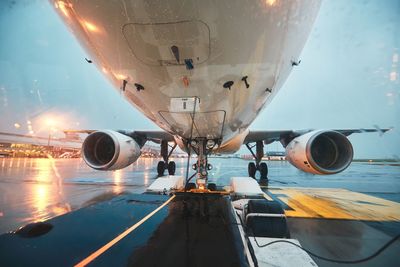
265, 0, 277, 6
113, 170, 122, 194
57, 1, 70, 18
144, 172, 149, 186
52, 204, 71, 215
29, 158, 69, 222
83, 20, 100, 33
31, 159, 52, 222
46, 118, 55, 127
115, 73, 127, 80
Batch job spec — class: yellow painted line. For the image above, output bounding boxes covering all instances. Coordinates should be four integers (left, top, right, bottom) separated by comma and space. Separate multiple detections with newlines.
74, 195, 176, 267
268, 188, 400, 221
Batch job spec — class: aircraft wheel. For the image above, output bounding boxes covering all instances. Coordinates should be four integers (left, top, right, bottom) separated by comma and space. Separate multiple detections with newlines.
248, 162, 256, 178
259, 162, 268, 179
157, 161, 166, 176
168, 161, 176, 175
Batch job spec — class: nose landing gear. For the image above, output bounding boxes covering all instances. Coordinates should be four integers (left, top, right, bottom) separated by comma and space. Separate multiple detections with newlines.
246, 141, 268, 180
184, 137, 218, 190
157, 140, 177, 176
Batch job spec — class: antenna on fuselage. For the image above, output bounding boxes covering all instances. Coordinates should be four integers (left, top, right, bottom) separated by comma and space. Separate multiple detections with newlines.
171, 45, 180, 63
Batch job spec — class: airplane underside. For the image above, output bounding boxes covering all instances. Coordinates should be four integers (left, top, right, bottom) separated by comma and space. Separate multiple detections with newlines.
55, 0, 387, 189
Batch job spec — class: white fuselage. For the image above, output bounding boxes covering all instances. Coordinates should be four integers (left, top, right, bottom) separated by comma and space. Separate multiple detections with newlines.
54, 0, 320, 152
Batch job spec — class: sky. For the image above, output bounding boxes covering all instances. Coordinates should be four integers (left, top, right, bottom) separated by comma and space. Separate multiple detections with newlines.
0, 0, 399, 159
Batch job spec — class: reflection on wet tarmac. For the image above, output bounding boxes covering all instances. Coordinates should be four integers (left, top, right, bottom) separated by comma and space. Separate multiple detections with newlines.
0, 157, 399, 233
0, 157, 169, 233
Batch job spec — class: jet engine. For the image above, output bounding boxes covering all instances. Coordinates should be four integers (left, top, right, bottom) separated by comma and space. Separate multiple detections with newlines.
285, 130, 353, 174
82, 130, 141, 170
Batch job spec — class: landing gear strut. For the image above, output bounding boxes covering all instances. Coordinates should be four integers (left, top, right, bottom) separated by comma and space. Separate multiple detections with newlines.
246, 141, 268, 180
157, 140, 177, 176
185, 138, 217, 190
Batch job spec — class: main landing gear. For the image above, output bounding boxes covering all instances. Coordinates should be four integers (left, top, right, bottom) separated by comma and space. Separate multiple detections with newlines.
246, 141, 268, 180
157, 140, 177, 176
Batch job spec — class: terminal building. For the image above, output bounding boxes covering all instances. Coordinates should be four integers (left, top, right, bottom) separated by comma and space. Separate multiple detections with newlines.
0, 131, 81, 158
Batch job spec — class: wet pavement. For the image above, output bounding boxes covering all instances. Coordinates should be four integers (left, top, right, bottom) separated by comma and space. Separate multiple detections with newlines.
0, 157, 399, 234
0, 157, 399, 266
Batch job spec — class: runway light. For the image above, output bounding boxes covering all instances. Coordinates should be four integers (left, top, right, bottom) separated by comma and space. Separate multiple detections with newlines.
14, 123, 21, 129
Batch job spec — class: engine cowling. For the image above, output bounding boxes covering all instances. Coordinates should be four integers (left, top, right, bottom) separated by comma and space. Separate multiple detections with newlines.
82, 130, 141, 170
285, 130, 353, 175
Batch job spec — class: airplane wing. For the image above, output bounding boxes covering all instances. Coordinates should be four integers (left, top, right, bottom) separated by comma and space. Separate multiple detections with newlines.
244, 128, 391, 146
65, 127, 390, 147
63, 129, 175, 144
131, 130, 175, 143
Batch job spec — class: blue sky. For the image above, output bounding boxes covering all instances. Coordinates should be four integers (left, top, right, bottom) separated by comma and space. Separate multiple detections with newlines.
0, 0, 399, 159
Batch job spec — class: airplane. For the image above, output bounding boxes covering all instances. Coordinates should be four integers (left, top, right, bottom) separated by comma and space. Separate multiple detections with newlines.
53, 0, 388, 189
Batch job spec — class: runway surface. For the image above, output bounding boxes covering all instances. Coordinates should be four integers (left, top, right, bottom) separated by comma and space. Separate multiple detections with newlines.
0, 157, 399, 234
0, 157, 399, 266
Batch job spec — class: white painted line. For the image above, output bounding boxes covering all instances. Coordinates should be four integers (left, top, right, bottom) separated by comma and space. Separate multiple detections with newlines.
75, 195, 176, 267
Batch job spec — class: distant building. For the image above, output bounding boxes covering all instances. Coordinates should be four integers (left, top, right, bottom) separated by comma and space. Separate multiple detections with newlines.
241, 151, 286, 161
0, 131, 81, 158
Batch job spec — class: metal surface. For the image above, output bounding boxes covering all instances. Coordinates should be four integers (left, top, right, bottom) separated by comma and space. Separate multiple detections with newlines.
52, 0, 321, 147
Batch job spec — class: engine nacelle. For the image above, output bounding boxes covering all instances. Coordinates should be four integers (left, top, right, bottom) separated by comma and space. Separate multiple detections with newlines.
82, 130, 141, 170
285, 130, 353, 175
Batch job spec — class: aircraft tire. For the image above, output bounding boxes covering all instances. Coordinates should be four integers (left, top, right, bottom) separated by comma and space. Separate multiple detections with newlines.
259, 162, 268, 179
248, 162, 256, 178
157, 161, 166, 176
168, 161, 176, 175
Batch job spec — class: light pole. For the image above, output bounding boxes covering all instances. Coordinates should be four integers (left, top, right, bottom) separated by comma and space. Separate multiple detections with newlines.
47, 131, 51, 147
46, 119, 55, 152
